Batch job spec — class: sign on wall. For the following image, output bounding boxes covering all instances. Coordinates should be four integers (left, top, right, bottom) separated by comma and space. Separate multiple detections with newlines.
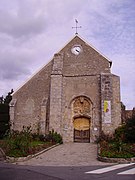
103, 100, 111, 123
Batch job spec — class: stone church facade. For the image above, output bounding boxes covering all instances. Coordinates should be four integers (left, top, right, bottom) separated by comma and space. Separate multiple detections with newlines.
10, 35, 121, 143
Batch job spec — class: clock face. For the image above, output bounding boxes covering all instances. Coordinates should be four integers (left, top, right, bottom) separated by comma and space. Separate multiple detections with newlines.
71, 45, 82, 55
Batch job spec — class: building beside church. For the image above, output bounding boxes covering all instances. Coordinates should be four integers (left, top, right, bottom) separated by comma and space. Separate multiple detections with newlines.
10, 35, 121, 143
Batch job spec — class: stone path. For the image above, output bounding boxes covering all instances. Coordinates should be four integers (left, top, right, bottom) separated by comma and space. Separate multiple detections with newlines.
17, 143, 112, 166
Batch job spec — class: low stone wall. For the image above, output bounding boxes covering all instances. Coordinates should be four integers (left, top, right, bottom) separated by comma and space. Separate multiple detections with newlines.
98, 155, 135, 163
0, 148, 6, 161
6, 143, 60, 163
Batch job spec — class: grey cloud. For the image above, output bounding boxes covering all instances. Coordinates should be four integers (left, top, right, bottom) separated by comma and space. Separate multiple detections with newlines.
0, 54, 31, 80
0, 63, 30, 80
0, 9, 46, 38
0, 0, 134, 109
0, 0, 85, 39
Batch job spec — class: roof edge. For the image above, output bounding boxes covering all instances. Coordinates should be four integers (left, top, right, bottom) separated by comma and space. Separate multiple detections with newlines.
12, 59, 53, 96
76, 34, 112, 63
12, 34, 113, 96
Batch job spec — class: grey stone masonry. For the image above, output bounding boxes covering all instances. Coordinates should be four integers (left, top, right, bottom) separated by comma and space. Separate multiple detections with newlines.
101, 73, 121, 135
49, 53, 63, 134
101, 73, 113, 125
101, 74, 113, 101
10, 35, 122, 143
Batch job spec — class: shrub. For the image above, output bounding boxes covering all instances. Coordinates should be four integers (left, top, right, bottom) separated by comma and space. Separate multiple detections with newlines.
0, 126, 63, 157
113, 116, 135, 143
45, 129, 63, 144
96, 131, 113, 143
5, 126, 32, 157
125, 117, 135, 143
114, 125, 126, 142
32, 130, 63, 144
100, 141, 135, 158
99, 118, 135, 158
113, 125, 127, 152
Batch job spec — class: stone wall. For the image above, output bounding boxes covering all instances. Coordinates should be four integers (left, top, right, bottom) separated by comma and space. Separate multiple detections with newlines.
10, 35, 122, 143
100, 74, 121, 135
61, 36, 111, 76
61, 75, 101, 142
10, 61, 53, 133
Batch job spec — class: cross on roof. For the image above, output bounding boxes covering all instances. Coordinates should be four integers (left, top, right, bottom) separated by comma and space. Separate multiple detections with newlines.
72, 19, 82, 35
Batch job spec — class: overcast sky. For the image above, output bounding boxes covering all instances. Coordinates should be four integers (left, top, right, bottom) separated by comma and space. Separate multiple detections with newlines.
0, 0, 134, 109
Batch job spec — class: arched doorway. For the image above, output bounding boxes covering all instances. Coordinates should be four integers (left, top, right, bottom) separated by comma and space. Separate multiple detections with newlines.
72, 96, 92, 143
73, 117, 90, 143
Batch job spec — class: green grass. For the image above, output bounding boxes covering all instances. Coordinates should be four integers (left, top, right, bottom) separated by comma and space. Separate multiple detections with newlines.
0, 139, 55, 157
0, 128, 62, 158
30, 141, 44, 147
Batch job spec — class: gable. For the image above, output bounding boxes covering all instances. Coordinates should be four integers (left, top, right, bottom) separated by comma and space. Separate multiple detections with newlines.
59, 35, 111, 76
12, 35, 112, 97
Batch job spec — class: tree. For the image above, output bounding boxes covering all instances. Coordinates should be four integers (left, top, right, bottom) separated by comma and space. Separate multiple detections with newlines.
125, 116, 135, 143
4, 89, 13, 104
0, 96, 4, 104
114, 116, 135, 143
0, 89, 13, 139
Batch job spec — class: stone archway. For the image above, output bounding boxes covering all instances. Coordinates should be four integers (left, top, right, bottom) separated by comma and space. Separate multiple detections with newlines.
72, 96, 92, 143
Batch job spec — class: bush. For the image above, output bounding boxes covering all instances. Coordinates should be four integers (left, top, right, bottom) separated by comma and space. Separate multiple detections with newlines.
114, 125, 126, 141
96, 131, 114, 143
1, 126, 63, 157
5, 126, 32, 157
125, 117, 135, 143
45, 129, 63, 144
100, 142, 135, 158
32, 130, 63, 144
0, 104, 10, 139
99, 118, 135, 158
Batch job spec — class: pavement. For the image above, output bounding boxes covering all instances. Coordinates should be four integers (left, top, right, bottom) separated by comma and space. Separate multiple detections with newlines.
16, 143, 112, 166
1, 144, 134, 180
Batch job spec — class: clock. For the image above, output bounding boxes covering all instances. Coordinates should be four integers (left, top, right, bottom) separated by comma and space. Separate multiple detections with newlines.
71, 45, 82, 55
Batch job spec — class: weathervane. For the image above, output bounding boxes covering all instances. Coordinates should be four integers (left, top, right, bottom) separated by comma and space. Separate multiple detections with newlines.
72, 19, 82, 35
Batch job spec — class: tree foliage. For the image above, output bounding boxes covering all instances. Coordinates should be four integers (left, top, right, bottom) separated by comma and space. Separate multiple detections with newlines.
114, 116, 135, 143
0, 89, 13, 105
124, 116, 135, 143
0, 89, 13, 139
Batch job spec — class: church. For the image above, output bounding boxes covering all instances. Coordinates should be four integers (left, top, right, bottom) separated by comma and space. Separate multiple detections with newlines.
9, 35, 122, 143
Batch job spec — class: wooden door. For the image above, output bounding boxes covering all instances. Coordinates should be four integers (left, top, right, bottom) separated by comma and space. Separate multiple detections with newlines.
73, 117, 90, 143
74, 129, 90, 142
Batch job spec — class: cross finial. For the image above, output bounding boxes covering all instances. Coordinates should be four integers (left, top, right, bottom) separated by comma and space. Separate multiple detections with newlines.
72, 19, 82, 35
